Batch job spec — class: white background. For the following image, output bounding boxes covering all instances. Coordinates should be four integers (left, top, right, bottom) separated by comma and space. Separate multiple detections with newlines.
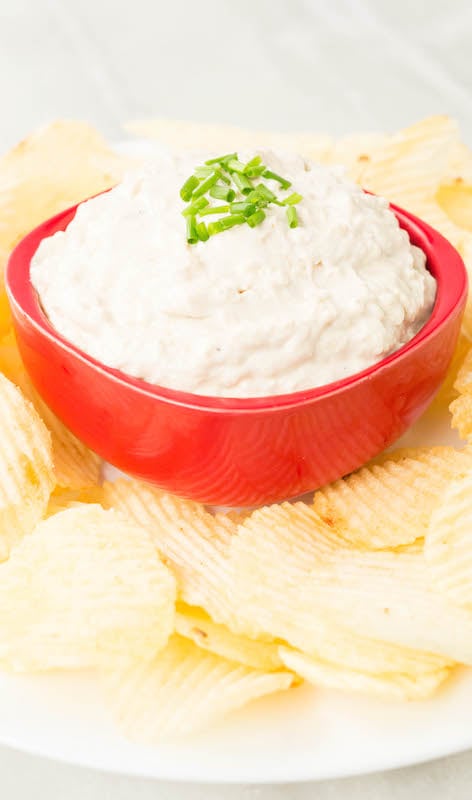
1, 0, 472, 796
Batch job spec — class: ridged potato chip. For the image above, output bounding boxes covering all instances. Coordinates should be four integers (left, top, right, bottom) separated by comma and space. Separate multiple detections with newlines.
175, 604, 283, 670
453, 346, 472, 395
312, 446, 472, 548
0, 120, 133, 254
0, 373, 55, 560
228, 503, 472, 665
99, 479, 237, 624
101, 634, 294, 740
426, 473, 472, 608
0, 332, 101, 489
278, 647, 452, 701
450, 393, 472, 442
0, 504, 176, 670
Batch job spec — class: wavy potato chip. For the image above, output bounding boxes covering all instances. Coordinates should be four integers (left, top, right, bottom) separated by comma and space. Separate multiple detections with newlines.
278, 647, 452, 701
99, 479, 237, 624
228, 503, 472, 665
0, 120, 133, 254
312, 446, 472, 548
101, 634, 294, 740
0, 373, 55, 560
0, 332, 101, 489
426, 473, 472, 608
0, 504, 176, 670
450, 393, 472, 442
175, 604, 283, 670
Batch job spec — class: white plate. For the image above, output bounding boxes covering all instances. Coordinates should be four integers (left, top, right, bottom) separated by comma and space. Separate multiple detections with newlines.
3, 140, 470, 782
0, 411, 471, 783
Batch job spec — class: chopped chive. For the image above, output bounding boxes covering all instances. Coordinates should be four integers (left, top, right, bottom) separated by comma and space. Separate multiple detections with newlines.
245, 164, 266, 178
180, 175, 199, 202
283, 192, 303, 206
194, 165, 214, 179
231, 172, 253, 194
181, 196, 209, 216
217, 170, 231, 185
192, 170, 220, 198
186, 216, 199, 244
243, 155, 262, 171
219, 213, 246, 230
262, 169, 292, 190
205, 153, 237, 165
208, 220, 224, 236
247, 208, 266, 228
199, 204, 230, 216
196, 221, 209, 242
253, 184, 276, 202
209, 184, 236, 202
230, 201, 256, 216
286, 206, 299, 228
226, 158, 247, 174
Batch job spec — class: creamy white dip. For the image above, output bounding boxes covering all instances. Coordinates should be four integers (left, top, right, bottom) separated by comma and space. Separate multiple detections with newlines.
31, 150, 436, 398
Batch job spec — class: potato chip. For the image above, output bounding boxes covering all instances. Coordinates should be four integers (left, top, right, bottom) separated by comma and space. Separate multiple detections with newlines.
453, 345, 472, 395
125, 118, 333, 162
278, 647, 451, 700
426, 473, 472, 608
312, 446, 472, 548
437, 182, 472, 232
99, 479, 237, 624
0, 121, 134, 254
0, 504, 176, 671
0, 332, 101, 489
425, 333, 471, 414
101, 634, 294, 740
357, 116, 460, 214
449, 393, 472, 442
228, 505, 472, 665
175, 604, 283, 670
0, 373, 55, 560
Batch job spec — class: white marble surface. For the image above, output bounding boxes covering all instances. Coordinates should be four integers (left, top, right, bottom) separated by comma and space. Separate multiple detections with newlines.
0, 0, 472, 796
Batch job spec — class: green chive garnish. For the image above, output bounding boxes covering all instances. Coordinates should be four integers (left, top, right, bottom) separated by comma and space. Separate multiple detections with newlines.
205, 153, 237, 165
181, 152, 302, 240
186, 216, 199, 244
245, 164, 266, 178
231, 173, 253, 195
219, 213, 246, 230
192, 171, 220, 198
247, 209, 266, 228
262, 169, 291, 190
243, 155, 262, 171
230, 201, 256, 216
210, 185, 236, 202
199, 204, 230, 216
180, 175, 199, 202
208, 220, 224, 236
194, 166, 214, 179
286, 206, 299, 228
226, 158, 246, 174
196, 221, 209, 242
253, 184, 276, 202
283, 192, 303, 205
181, 196, 209, 216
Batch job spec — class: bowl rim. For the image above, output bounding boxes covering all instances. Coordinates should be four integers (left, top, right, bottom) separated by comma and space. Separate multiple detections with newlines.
6, 199, 468, 415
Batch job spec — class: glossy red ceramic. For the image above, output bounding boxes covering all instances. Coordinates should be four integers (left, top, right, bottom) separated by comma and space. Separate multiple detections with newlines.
6, 202, 468, 506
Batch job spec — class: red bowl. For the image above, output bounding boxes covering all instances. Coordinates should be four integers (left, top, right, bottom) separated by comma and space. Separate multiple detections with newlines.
6, 201, 467, 507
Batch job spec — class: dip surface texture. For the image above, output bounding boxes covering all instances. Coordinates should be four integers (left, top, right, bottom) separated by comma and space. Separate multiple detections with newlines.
31, 150, 436, 397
